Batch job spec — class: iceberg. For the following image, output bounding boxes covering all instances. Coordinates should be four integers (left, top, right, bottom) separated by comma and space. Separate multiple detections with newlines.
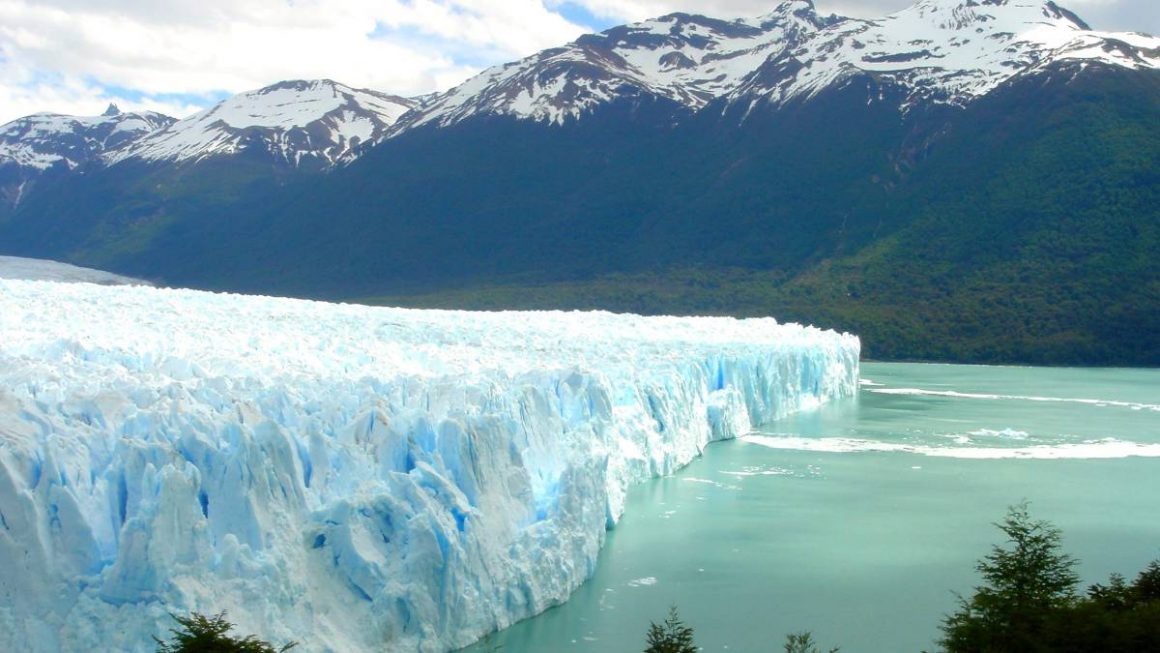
0, 279, 859, 652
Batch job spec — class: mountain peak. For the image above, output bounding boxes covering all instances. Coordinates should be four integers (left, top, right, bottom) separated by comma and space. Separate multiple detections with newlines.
761, 0, 815, 18
897, 0, 1090, 31
102, 103, 122, 117
262, 78, 342, 94
106, 79, 417, 168
754, 0, 836, 28
1044, 0, 1091, 30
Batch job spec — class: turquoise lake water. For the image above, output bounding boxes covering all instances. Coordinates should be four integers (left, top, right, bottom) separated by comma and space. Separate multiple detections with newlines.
463, 363, 1160, 652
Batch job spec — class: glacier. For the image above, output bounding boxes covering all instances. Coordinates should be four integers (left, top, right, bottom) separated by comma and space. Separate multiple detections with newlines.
0, 279, 859, 652
0, 255, 150, 286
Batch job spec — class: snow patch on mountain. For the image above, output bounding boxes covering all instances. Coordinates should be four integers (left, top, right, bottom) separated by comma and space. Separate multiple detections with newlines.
0, 280, 858, 652
0, 106, 174, 172
107, 80, 416, 168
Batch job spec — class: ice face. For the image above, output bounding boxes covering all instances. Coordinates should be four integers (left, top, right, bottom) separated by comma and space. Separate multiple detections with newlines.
0, 279, 859, 652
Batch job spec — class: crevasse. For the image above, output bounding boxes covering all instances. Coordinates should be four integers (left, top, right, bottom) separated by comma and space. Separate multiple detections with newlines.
0, 279, 859, 652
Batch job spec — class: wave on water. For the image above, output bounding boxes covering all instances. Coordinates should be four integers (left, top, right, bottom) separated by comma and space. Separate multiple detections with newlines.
741, 435, 1160, 460
868, 387, 1160, 412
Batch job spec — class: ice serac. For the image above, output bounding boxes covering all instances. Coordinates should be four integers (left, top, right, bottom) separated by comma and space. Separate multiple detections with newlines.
0, 280, 859, 652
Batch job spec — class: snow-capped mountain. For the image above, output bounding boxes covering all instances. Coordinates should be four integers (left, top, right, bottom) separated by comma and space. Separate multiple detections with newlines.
399, 0, 837, 129
5, 1, 1153, 169
0, 104, 174, 172
731, 0, 1160, 111
0, 106, 173, 209
107, 79, 417, 168
396, 0, 1159, 132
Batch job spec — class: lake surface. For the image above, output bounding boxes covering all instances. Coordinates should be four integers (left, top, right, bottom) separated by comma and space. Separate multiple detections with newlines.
462, 363, 1160, 652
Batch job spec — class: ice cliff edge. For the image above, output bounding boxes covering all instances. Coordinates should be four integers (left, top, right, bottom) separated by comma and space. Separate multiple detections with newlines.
0, 280, 859, 652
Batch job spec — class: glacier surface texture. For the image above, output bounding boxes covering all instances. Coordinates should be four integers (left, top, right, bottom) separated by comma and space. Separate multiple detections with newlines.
0, 280, 859, 652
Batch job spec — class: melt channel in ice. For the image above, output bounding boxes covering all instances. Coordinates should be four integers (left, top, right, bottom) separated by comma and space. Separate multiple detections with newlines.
0, 279, 859, 652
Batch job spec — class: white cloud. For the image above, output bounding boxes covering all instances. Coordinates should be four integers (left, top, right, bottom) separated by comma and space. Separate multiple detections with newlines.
560, 0, 1157, 27
0, 0, 1156, 124
0, 0, 589, 123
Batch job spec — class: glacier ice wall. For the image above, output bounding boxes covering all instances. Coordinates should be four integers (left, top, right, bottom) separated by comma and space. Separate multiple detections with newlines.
0, 280, 859, 652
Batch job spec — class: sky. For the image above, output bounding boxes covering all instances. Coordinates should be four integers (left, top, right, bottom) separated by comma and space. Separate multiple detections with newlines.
1, 0, 1157, 124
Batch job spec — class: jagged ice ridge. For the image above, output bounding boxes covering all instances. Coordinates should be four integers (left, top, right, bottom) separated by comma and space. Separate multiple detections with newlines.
0, 280, 859, 652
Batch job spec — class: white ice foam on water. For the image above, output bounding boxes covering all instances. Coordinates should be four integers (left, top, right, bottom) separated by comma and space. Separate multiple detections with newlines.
0, 279, 858, 653
968, 428, 1029, 440
719, 465, 797, 477
869, 387, 1160, 412
682, 477, 740, 491
742, 435, 1160, 460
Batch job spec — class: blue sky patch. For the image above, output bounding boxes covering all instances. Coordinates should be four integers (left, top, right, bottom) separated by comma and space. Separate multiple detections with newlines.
93, 82, 230, 114
369, 22, 513, 68
551, 2, 618, 32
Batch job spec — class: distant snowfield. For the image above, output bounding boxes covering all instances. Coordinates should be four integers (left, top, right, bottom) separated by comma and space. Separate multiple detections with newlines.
0, 280, 858, 652
0, 255, 149, 285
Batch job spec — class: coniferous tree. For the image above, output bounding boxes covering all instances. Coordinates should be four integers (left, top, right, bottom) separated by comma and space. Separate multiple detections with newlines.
784, 630, 839, 653
644, 606, 697, 653
940, 503, 1079, 653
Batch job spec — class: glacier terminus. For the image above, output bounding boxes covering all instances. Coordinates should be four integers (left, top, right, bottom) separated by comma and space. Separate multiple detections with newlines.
0, 279, 858, 652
